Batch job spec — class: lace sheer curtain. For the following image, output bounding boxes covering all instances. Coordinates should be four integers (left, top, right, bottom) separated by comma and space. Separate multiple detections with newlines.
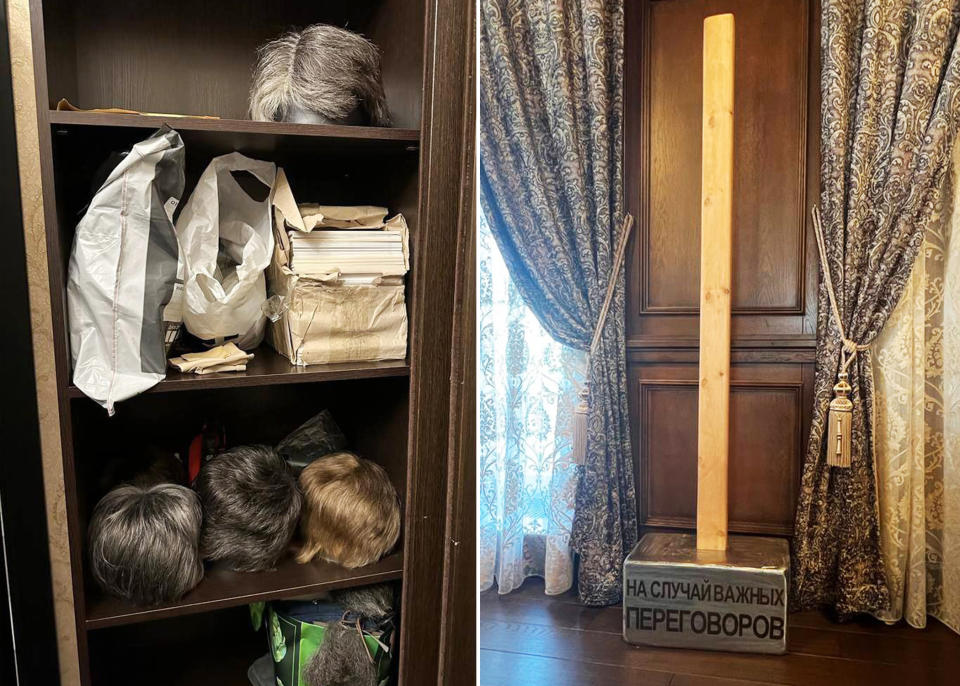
477, 211, 585, 596
873, 141, 960, 634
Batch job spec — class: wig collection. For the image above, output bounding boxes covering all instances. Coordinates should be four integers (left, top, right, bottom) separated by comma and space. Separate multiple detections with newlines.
71, 21, 400, 684
86, 411, 400, 607
81, 24, 397, 607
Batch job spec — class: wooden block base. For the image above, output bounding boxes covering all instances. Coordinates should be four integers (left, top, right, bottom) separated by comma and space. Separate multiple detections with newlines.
623, 533, 789, 654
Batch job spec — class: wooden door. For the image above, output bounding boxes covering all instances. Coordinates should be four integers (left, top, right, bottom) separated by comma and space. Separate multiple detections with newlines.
626, 0, 819, 536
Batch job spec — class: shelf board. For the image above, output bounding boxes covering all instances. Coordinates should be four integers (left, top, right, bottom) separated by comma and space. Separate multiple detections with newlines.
66, 346, 409, 398
48, 109, 420, 143
85, 550, 404, 630
48, 110, 420, 160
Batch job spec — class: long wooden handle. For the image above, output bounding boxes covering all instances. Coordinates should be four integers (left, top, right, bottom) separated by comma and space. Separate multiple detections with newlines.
696, 12, 734, 552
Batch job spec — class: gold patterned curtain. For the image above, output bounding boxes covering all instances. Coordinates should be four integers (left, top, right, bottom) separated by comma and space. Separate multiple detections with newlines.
872, 140, 960, 634
793, 0, 960, 617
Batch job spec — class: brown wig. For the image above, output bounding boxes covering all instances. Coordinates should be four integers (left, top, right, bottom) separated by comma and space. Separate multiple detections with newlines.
296, 452, 400, 568
195, 445, 302, 572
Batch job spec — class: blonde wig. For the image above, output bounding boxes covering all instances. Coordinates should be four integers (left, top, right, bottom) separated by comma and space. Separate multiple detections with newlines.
296, 452, 400, 568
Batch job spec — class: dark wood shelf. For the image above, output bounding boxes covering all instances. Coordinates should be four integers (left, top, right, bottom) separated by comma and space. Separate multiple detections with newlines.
48, 109, 420, 143
89, 612, 266, 686
48, 110, 421, 161
66, 346, 409, 398
85, 550, 404, 630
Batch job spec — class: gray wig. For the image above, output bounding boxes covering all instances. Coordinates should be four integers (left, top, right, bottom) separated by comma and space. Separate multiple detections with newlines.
249, 24, 391, 126
304, 584, 394, 686
194, 445, 302, 572
304, 622, 377, 686
88, 484, 203, 606
332, 584, 393, 621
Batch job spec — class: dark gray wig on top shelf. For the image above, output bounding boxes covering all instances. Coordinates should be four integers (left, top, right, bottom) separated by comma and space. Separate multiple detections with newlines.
248, 24, 391, 126
194, 445, 302, 572
88, 483, 204, 606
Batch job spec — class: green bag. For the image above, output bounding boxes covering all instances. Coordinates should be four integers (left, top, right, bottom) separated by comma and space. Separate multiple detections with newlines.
251, 600, 392, 686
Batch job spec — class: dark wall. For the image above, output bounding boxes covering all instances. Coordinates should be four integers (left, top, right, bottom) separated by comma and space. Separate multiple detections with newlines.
626, 0, 819, 537
0, 3, 61, 684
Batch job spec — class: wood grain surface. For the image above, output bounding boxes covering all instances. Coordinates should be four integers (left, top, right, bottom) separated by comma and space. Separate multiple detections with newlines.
480, 579, 960, 686
696, 12, 734, 551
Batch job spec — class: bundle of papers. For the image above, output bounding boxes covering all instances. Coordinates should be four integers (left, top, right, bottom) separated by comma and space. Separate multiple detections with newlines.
288, 229, 406, 278
267, 171, 410, 366
297, 204, 388, 229
168, 342, 254, 375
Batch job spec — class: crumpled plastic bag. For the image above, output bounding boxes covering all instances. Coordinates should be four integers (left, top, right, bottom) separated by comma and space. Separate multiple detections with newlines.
276, 410, 348, 474
67, 126, 185, 414
175, 152, 277, 350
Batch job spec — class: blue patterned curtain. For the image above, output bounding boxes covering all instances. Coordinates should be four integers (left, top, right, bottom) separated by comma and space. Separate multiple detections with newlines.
479, 0, 635, 605
478, 211, 586, 595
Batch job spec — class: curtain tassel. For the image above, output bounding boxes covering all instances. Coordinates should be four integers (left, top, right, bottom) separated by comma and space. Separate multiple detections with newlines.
572, 383, 589, 466
812, 206, 866, 470
826, 371, 853, 468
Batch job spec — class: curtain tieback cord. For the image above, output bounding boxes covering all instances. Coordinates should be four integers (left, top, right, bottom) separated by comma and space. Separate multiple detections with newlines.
572, 213, 635, 466
812, 206, 868, 468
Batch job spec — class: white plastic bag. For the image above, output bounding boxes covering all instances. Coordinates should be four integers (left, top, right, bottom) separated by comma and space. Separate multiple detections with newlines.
175, 153, 277, 350
67, 127, 185, 415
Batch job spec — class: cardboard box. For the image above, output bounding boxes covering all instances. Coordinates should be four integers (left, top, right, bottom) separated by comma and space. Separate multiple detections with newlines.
266, 169, 409, 365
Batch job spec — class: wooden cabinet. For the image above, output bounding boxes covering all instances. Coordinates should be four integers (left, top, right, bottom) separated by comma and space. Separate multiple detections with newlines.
26, 1, 473, 684
626, 0, 819, 536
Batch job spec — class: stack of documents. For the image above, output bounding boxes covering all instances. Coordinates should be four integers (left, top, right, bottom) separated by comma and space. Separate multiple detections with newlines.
268, 170, 411, 366
289, 229, 406, 278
